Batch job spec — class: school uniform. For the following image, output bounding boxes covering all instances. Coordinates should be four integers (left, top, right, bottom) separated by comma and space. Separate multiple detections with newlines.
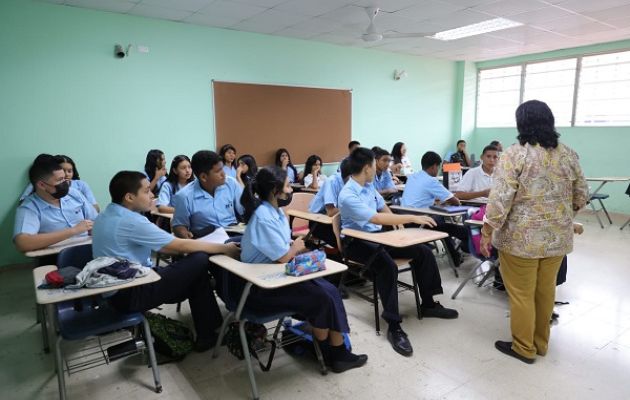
171, 178, 244, 231
304, 173, 326, 188
457, 165, 493, 201
339, 178, 444, 324
401, 170, 468, 264
373, 170, 396, 193
286, 165, 298, 183
93, 203, 223, 339
141, 170, 167, 191
222, 164, 237, 179
14, 187, 97, 239
239, 201, 349, 333
156, 180, 190, 207
19, 180, 97, 205
308, 173, 344, 247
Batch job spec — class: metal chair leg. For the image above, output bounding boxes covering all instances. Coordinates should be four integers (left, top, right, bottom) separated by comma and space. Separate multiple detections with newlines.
410, 267, 422, 319
55, 335, 66, 400
312, 337, 328, 375
239, 319, 260, 400
451, 261, 483, 299
590, 201, 605, 229
213, 312, 234, 359
372, 280, 380, 336
599, 199, 613, 224
142, 317, 162, 393
621, 218, 630, 231
442, 239, 459, 278
40, 304, 50, 353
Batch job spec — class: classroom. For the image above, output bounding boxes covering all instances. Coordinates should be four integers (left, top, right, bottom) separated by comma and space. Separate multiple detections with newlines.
1, 0, 629, 399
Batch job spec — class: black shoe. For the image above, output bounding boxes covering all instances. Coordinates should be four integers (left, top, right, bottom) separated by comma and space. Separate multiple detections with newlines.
387, 327, 413, 357
421, 302, 459, 319
494, 341, 535, 364
330, 352, 368, 373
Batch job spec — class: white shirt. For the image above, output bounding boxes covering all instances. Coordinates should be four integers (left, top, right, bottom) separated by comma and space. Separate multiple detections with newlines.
457, 165, 493, 200
304, 173, 326, 188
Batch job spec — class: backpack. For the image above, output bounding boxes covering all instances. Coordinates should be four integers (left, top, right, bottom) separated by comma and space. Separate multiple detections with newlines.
224, 321, 276, 371
145, 311, 194, 362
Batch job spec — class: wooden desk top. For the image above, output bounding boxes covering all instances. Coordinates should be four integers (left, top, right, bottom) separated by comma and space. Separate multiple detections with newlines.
33, 265, 161, 305
464, 219, 484, 227
460, 199, 488, 206
286, 209, 333, 224
25, 236, 93, 258
225, 223, 247, 234
390, 205, 469, 218
586, 177, 630, 182
151, 210, 174, 219
301, 187, 319, 193
341, 228, 448, 248
209, 255, 347, 290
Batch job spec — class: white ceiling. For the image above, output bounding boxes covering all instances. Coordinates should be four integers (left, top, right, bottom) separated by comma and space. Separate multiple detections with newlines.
40, 0, 630, 61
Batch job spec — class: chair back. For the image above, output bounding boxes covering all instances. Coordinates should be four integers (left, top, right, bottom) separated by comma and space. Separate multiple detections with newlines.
331, 213, 344, 254
57, 244, 93, 269
283, 192, 315, 232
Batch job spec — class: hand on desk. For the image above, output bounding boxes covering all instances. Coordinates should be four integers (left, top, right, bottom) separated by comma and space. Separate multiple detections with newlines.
223, 242, 241, 260
72, 220, 93, 235
291, 237, 306, 254
413, 215, 437, 228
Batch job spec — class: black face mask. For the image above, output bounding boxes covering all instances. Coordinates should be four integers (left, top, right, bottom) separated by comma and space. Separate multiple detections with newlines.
277, 192, 293, 207
48, 180, 70, 199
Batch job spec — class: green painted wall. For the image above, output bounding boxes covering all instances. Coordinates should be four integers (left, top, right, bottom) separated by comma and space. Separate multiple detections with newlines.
469, 41, 630, 214
0, 0, 458, 267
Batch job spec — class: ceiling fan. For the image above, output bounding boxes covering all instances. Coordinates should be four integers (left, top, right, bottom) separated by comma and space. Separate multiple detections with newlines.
361, 7, 435, 42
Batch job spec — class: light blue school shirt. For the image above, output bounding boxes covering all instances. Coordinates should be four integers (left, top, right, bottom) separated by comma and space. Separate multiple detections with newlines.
93, 203, 174, 267
13, 187, 98, 239
241, 202, 291, 264
308, 173, 344, 214
156, 181, 190, 207
19, 180, 97, 205
401, 170, 453, 208
223, 164, 237, 179
287, 166, 297, 183
171, 178, 244, 230
338, 178, 385, 233
141, 170, 167, 191
373, 170, 396, 192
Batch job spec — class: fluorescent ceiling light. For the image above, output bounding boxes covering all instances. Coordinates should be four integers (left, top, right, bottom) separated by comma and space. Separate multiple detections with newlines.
431, 18, 523, 41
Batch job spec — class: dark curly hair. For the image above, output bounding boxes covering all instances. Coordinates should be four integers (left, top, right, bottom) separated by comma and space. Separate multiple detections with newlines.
515, 100, 559, 149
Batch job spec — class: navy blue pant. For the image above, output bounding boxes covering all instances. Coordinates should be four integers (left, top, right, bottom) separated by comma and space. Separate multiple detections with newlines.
109, 252, 223, 342
244, 278, 350, 333
344, 238, 443, 324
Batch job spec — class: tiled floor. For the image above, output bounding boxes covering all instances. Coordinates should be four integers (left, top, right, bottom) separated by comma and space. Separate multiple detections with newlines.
1, 213, 630, 400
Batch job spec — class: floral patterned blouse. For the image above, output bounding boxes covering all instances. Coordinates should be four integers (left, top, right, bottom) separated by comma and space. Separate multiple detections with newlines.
484, 142, 588, 258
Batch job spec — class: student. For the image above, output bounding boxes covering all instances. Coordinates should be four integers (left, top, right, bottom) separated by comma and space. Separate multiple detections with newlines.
339, 147, 458, 357
172, 150, 244, 238
490, 140, 503, 153
391, 142, 414, 175
19, 155, 99, 211
144, 149, 167, 195
454, 145, 499, 202
156, 155, 195, 214
401, 151, 469, 266
239, 166, 367, 373
371, 147, 398, 198
219, 144, 237, 179
308, 159, 351, 247
92, 170, 240, 351
449, 140, 472, 167
337, 141, 361, 172
235, 154, 258, 188
303, 155, 326, 190
13, 154, 97, 254
275, 148, 299, 184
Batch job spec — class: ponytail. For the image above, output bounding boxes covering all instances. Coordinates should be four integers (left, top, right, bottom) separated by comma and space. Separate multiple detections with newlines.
240, 167, 288, 223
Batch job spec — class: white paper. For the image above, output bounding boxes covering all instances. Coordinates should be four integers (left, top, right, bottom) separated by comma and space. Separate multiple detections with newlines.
197, 227, 230, 245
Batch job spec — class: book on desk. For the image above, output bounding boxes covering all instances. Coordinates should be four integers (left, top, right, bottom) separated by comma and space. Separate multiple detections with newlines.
429, 205, 471, 214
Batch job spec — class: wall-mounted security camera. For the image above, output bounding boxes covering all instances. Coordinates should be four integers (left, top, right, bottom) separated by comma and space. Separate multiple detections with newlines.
114, 44, 132, 59
394, 69, 408, 81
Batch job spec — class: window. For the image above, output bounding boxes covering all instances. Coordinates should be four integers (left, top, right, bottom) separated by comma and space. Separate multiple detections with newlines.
476, 49, 630, 127
575, 50, 630, 126
476, 66, 522, 127
523, 58, 577, 127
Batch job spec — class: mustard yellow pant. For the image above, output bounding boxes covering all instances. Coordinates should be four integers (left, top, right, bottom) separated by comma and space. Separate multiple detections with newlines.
499, 251, 564, 359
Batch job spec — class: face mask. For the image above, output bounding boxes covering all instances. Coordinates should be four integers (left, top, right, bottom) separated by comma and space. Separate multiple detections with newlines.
277, 191, 293, 207
46, 180, 70, 199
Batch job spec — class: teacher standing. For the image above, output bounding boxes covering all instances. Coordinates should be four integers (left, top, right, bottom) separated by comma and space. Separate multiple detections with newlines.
480, 100, 588, 364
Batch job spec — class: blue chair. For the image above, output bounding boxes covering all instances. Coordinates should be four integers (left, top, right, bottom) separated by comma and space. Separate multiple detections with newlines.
210, 255, 327, 400
589, 192, 613, 229
52, 245, 162, 399
451, 222, 499, 299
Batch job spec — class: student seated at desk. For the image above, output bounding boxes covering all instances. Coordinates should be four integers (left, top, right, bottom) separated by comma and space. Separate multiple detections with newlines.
235, 154, 258, 188
390, 142, 414, 176
337, 141, 361, 172
371, 147, 398, 198
219, 144, 237, 179
308, 159, 351, 247
239, 166, 367, 373
303, 154, 326, 190
19, 154, 100, 212
143, 149, 167, 195
156, 155, 195, 214
93, 171, 240, 351
275, 148, 299, 183
172, 150, 244, 238
401, 151, 469, 266
490, 140, 503, 153
14, 154, 97, 256
339, 148, 458, 357
449, 140, 472, 167
454, 145, 498, 202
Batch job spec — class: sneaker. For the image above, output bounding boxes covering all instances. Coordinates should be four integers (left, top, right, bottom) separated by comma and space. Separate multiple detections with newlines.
421, 302, 459, 319
494, 341, 534, 364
